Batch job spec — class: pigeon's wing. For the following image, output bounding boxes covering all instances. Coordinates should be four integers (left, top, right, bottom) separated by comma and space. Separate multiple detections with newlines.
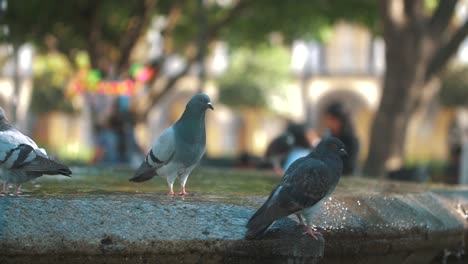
0, 129, 72, 176
17, 149, 72, 176
129, 127, 176, 182
246, 158, 331, 239
0, 129, 39, 169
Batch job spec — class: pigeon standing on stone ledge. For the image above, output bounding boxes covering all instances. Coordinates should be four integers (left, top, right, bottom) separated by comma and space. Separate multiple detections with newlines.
129, 93, 214, 196
0, 107, 72, 196
246, 137, 346, 240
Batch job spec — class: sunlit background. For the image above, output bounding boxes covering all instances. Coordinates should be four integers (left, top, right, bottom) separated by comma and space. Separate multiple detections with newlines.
1, 0, 468, 185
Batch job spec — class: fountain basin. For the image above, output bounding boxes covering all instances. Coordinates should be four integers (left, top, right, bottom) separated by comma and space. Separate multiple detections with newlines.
0, 167, 467, 263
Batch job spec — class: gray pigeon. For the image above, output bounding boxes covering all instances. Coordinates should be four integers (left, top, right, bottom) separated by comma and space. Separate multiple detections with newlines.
129, 93, 213, 196
246, 137, 346, 240
0, 107, 72, 196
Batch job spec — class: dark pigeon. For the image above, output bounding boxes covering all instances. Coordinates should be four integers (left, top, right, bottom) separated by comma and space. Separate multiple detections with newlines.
129, 93, 214, 196
246, 137, 346, 240
0, 107, 72, 196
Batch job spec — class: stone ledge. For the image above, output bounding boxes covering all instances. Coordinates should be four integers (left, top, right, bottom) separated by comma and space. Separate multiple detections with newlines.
0, 188, 467, 263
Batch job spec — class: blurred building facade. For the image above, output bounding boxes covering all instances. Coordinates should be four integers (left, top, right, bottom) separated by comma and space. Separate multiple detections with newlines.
295, 21, 453, 163
0, 21, 461, 166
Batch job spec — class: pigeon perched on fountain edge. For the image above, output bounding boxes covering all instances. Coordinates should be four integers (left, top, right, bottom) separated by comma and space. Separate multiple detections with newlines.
129, 93, 214, 196
0, 107, 72, 196
246, 137, 346, 240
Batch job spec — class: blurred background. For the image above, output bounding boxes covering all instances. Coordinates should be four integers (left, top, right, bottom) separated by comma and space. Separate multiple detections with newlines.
1, 0, 468, 184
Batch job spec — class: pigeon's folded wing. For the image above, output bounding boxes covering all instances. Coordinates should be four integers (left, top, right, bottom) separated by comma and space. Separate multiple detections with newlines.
130, 127, 177, 182
286, 159, 331, 208
246, 159, 331, 239
0, 129, 39, 169
146, 127, 176, 168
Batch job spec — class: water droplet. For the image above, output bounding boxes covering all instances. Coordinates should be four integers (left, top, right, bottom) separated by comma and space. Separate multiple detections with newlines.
342, 217, 346, 221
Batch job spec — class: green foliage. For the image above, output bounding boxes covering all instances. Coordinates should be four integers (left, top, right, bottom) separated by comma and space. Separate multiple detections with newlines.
440, 65, 468, 106
168, 0, 379, 51
31, 53, 75, 113
217, 0, 379, 45
217, 44, 291, 109
3, 0, 380, 113
3, 0, 157, 61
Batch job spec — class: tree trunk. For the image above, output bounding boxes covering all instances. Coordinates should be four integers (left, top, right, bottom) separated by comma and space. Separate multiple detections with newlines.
364, 0, 429, 177
364, 0, 468, 177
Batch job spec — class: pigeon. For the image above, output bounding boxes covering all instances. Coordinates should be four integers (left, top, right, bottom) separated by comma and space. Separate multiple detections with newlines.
245, 137, 347, 240
129, 93, 214, 196
0, 107, 72, 196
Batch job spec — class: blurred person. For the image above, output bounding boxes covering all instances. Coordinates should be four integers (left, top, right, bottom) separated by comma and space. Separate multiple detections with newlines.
264, 122, 314, 175
93, 97, 120, 164
264, 131, 295, 175
282, 123, 312, 172
445, 119, 462, 184
322, 102, 359, 175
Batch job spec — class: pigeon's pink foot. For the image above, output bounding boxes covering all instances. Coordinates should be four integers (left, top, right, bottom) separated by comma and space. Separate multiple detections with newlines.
14, 186, 21, 196
178, 187, 188, 195
168, 190, 175, 196
303, 226, 322, 240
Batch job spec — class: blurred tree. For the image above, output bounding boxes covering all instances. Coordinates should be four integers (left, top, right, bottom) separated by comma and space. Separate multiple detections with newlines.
217, 45, 290, 109
440, 65, 468, 106
134, 0, 378, 119
4, 0, 377, 113
31, 52, 75, 113
5, 0, 156, 75
364, 0, 468, 177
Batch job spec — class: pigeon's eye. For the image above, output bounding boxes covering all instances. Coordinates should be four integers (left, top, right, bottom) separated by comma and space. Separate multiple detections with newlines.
328, 143, 338, 151
198, 98, 204, 103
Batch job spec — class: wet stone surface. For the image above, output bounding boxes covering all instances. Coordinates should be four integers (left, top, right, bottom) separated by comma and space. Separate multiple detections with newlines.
0, 195, 323, 264
0, 169, 467, 263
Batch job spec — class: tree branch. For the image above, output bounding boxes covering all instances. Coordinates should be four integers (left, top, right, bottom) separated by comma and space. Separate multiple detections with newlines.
117, 0, 157, 74
162, 0, 185, 55
136, 0, 253, 119
427, 0, 457, 37
403, 0, 424, 20
84, 1, 102, 70
425, 19, 468, 81
379, 0, 402, 38
206, 0, 251, 42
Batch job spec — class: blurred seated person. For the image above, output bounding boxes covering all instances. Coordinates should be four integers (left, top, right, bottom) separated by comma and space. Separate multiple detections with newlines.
264, 131, 295, 175
265, 123, 313, 175
282, 123, 313, 172
322, 102, 360, 175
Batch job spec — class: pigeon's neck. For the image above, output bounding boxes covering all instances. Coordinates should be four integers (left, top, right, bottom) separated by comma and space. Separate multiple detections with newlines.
308, 151, 343, 181
175, 109, 206, 143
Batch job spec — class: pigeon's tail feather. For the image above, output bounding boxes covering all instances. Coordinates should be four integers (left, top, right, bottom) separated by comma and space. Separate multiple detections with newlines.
245, 202, 284, 240
23, 155, 72, 176
129, 161, 156, 182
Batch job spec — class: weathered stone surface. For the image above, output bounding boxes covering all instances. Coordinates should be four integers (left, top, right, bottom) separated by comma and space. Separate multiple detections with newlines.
0, 186, 467, 263
0, 195, 323, 263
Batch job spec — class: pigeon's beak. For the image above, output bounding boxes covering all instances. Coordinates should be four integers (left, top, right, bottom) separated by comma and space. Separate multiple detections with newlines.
207, 102, 214, 110
339, 148, 348, 157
